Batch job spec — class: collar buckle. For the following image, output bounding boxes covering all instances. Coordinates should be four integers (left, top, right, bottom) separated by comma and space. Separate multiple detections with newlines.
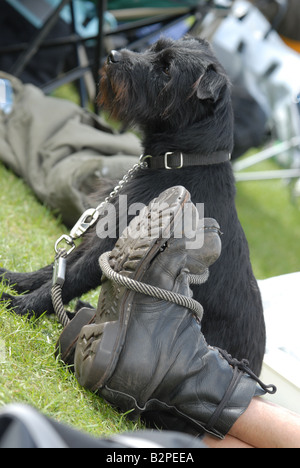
164, 152, 183, 170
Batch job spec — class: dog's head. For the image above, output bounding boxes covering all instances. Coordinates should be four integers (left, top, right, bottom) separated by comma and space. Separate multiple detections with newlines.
99, 36, 233, 153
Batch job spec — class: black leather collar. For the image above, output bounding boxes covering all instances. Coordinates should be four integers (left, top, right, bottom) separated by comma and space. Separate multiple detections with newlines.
141, 151, 231, 170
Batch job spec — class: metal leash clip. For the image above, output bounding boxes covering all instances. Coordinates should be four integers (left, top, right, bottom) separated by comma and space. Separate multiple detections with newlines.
54, 208, 100, 255
54, 234, 76, 255
52, 254, 67, 287
52, 160, 146, 324
54, 161, 144, 256
69, 208, 100, 240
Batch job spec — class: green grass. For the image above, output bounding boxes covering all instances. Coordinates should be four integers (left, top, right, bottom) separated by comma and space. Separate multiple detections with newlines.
0, 135, 299, 438
235, 157, 300, 279
0, 311, 139, 435
0, 163, 142, 437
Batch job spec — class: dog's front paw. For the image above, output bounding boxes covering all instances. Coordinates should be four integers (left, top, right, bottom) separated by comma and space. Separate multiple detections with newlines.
0, 268, 15, 289
0, 292, 48, 318
1, 292, 31, 317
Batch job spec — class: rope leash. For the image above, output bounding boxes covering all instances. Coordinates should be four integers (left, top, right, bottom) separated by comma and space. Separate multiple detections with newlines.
52, 160, 147, 327
99, 251, 208, 322
51, 159, 209, 327
52, 247, 209, 327
51, 249, 70, 327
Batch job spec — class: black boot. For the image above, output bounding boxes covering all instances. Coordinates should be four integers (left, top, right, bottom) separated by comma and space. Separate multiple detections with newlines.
71, 185, 275, 439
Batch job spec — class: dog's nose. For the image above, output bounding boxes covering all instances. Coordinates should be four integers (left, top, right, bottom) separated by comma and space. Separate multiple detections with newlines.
108, 50, 122, 64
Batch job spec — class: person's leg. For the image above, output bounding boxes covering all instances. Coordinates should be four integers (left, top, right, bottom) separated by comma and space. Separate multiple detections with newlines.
230, 397, 300, 448
203, 397, 300, 448
203, 434, 254, 448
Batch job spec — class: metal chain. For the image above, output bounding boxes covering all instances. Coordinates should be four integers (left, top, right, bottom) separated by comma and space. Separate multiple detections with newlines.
93, 161, 145, 216
55, 158, 147, 255
51, 157, 211, 326
52, 158, 149, 325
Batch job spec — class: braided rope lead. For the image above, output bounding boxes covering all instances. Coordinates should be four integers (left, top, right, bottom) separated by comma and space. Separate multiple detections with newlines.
52, 247, 209, 327
99, 252, 208, 321
51, 249, 70, 327
52, 283, 70, 327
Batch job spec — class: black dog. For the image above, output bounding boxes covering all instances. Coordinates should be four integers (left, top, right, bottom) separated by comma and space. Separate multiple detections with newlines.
0, 37, 266, 374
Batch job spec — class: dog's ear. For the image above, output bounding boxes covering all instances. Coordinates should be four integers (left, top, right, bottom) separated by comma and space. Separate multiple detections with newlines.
196, 66, 227, 102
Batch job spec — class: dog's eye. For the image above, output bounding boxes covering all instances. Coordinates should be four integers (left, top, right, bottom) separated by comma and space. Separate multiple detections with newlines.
163, 65, 171, 76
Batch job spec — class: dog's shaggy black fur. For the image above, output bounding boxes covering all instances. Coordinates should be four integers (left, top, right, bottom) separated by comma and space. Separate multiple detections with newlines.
0, 37, 266, 374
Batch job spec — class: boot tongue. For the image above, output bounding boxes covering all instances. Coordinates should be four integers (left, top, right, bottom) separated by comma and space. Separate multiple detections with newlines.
185, 218, 222, 275
141, 217, 221, 293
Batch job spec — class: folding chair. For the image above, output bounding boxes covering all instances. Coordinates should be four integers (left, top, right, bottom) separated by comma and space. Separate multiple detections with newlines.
0, 0, 107, 107
0, 1, 216, 109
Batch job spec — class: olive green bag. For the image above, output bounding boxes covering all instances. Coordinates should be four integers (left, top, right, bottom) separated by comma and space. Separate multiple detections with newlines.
0, 71, 141, 227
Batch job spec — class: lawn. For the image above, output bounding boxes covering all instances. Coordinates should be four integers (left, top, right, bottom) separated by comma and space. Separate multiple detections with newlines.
0, 163, 142, 438
0, 116, 299, 439
235, 157, 300, 278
